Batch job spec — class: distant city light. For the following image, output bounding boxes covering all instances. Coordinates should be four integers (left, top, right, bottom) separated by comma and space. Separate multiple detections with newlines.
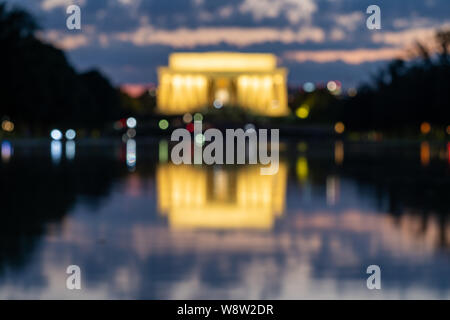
194, 113, 203, 122
303, 82, 315, 92
195, 133, 205, 146
183, 113, 193, 124
50, 129, 63, 141
159, 119, 169, 130
213, 99, 223, 109
1, 120, 14, 132
327, 81, 338, 92
186, 123, 195, 132
347, 88, 357, 97
1, 141, 12, 163
114, 120, 125, 130
420, 122, 431, 134
244, 123, 256, 133
127, 117, 137, 129
127, 128, 136, 138
335, 122, 345, 134
296, 105, 310, 119
65, 129, 76, 140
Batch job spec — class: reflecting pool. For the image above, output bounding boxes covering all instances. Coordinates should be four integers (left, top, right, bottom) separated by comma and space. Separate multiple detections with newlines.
0, 139, 449, 299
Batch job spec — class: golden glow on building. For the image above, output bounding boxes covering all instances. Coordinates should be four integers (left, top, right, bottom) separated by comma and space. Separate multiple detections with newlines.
157, 52, 289, 116
156, 163, 287, 230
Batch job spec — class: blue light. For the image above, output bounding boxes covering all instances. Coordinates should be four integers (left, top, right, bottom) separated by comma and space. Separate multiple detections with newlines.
303, 82, 315, 93
127, 117, 137, 129
50, 129, 63, 141
65, 129, 76, 140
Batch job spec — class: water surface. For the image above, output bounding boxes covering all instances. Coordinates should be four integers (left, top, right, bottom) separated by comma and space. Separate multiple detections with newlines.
0, 139, 449, 299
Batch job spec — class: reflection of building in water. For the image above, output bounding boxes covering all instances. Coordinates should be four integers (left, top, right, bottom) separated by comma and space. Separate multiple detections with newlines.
157, 52, 289, 116
156, 163, 287, 230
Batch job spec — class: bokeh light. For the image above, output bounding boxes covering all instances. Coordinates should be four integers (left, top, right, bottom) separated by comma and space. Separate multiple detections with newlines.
50, 129, 63, 141
347, 88, 357, 97
334, 122, 345, 134
127, 128, 136, 138
213, 99, 223, 109
1, 120, 14, 132
327, 81, 337, 92
183, 113, 193, 123
420, 122, 431, 135
303, 82, 315, 92
194, 113, 203, 122
159, 119, 169, 130
65, 129, 76, 140
127, 117, 137, 129
195, 133, 205, 146
296, 105, 310, 119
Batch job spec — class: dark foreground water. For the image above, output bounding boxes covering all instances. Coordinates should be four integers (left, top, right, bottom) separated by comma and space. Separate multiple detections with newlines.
0, 138, 449, 299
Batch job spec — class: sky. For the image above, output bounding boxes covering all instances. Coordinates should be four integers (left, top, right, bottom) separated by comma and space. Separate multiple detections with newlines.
7, 0, 450, 88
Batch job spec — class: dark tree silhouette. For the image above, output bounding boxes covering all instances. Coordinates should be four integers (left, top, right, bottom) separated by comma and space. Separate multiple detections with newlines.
0, 3, 128, 135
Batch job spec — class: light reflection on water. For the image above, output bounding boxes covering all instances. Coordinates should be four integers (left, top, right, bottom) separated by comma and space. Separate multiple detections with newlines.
0, 139, 449, 299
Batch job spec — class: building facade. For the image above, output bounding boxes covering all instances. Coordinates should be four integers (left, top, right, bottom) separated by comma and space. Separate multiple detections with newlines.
157, 52, 289, 116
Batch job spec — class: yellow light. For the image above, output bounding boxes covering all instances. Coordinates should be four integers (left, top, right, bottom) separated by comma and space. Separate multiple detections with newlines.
157, 52, 289, 116
446, 125, 450, 135
296, 105, 310, 119
172, 75, 182, 87
296, 157, 308, 182
1, 120, 14, 132
335, 122, 345, 134
156, 164, 287, 230
420, 122, 431, 135
169, 52, 277, 72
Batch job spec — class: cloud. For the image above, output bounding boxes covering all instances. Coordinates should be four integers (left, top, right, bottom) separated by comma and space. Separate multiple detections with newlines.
41, 0, 85, 11
329, 28, 345, 41
372, 24, 450, 47
392, 17, 436, 29
115, 25, 325, 48
39, 30, 90, 50
218, 5, 234, 19
284, 48, 405, 65
239, 0, 317, 24
334, 12, 364, 31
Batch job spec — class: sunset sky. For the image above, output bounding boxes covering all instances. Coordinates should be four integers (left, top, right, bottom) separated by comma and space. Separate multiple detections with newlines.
8, 0, 450, 87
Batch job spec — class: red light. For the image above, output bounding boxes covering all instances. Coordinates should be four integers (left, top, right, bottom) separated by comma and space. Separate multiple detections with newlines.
447, 142, 450, 165
186, 123, 194, 133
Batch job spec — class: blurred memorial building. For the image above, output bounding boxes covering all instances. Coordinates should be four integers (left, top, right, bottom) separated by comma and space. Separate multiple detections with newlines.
157, 164, 287, 230
157, 52, 289, 116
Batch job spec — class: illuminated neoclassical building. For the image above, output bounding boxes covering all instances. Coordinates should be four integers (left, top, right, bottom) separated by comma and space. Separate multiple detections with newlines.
156, 164, 287, 230
157, 52, 289, 116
